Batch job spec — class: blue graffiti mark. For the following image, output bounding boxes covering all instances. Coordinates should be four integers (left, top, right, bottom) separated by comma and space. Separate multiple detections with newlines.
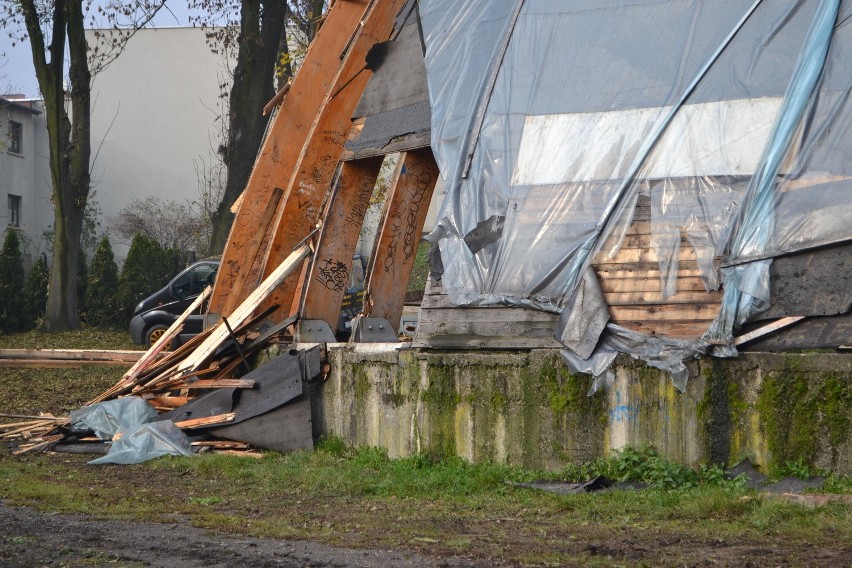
609, 391, 639, 424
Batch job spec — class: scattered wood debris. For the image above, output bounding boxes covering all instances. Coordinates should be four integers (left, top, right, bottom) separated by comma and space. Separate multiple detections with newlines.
2, 246, 316, 461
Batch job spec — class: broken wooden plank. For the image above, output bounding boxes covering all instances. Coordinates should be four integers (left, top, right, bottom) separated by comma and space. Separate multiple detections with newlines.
121, 285, 213, 384
0, 359, 135, 369
734, 316, 806, 346
177, 244, 313, 374
174, 413, 236, 430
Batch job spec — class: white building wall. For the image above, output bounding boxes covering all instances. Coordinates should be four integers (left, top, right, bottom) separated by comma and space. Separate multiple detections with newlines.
0, 99, 53, 257
87, 27, 232, 257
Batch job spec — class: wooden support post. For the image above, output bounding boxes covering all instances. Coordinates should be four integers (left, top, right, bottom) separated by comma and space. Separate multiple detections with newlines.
300, 157, 383, 331
252, 0, 410, 323
361, 148, 439, 332
208, 0, 375, 319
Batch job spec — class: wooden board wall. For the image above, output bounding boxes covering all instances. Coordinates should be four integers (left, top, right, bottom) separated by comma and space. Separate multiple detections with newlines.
414, 195, 723, 349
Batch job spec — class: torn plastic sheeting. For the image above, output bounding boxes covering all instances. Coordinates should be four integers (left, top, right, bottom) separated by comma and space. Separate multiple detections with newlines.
89, 421, 193, 465
69, 397, 157, 441
420, 0, 852, 344
708, 0, 843, 343
563, 324, 713, 394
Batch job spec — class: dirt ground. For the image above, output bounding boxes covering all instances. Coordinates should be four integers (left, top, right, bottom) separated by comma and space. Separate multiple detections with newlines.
3, 498, 850, 568
0, 502, 484, 568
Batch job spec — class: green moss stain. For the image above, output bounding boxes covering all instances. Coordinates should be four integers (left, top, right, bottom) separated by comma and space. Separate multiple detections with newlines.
816, 376, 852, 462
756, 357, 851, 469
699, 363, 732, 466
422, 364, 458, 459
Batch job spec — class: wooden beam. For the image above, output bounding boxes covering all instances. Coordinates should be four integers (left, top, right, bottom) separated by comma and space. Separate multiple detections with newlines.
174, 413, 236, 430
252, 0, 410, 323
734, 316, 806, 346
208, 0, 375, 318
362, 148, 439, 330
0, 349, 146, 363
301, 157, 383, 329
121, 286, 212, 384
177, 244, 312, 375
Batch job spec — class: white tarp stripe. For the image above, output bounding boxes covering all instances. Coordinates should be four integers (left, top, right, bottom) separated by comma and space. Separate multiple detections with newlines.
512, 97, 784, 186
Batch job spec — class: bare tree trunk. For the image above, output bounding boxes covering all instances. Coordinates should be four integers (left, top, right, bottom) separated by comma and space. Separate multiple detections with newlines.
208, 0, 287, 254
20, 0, 90, 331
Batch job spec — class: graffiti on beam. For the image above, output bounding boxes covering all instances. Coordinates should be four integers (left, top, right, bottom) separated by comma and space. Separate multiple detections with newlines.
316, 258, 349, 292
383, 167, 431, 275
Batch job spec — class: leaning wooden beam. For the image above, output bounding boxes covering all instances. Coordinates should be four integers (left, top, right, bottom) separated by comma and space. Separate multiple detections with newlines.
249, 0, 410, 323
301, 157, 384, 330
176, 244, 313, 374
122, 286, 213, 384
362, 148, 439, 331
734, 316, 806, 346
208, 0, 375, 319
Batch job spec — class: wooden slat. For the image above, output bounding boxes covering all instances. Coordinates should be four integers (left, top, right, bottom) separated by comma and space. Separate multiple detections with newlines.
208, 0, 376, 318
302, 157, 383, 328
174, 413, 236, 430
0, 359, 134, 369
121, 286, 212, 385
363, 148, 439, 329
0, 349, 145, 362
177, 244, 312, 374
253, 0, 410, 324
170, 379, 256, 390
608, 303, 721, 322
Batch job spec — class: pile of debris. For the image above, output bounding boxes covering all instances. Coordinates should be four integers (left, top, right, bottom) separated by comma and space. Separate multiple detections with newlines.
2, 245, 323, 463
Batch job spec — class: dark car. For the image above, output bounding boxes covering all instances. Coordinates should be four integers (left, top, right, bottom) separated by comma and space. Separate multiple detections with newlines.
129, 260, 219, 347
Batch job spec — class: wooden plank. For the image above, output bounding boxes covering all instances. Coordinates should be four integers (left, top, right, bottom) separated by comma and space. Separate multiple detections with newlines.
0, 359, 135, 369
734, 316, 806, 346
302, 157, 383, 328
0, 349, 145, 362
147, 396, 193, 408
171, 379, 256, 390
363, 148, 439, 330
208, 0, 376, 318
608, 304, 721, 322
177, 244, 312, 374
598, 276, 709, 293
122, 283, 212, 384
614, 320, 715, 338
603, 289, 723, 306
174, 413, 236, 430
253, 0, 410, 323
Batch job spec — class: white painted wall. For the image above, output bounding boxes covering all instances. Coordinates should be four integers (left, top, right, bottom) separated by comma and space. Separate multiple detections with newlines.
87, 27, 232, 257
0, 98, 53, 258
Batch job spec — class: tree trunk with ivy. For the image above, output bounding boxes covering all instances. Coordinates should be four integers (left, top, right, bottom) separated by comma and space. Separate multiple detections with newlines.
20, 0, 91, 331
208, 0, 288, 254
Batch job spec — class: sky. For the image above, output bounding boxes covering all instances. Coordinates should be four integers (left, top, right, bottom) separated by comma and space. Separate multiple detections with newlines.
0, 3, 203, 98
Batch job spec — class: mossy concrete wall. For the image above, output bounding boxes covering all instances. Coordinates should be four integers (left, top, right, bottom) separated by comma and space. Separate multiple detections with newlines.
309, 347, 852, 473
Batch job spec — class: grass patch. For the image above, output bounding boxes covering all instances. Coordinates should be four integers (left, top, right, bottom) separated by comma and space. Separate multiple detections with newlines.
1, 443, 849, 566
407, 240, 431, 292
0, 328, 140, 351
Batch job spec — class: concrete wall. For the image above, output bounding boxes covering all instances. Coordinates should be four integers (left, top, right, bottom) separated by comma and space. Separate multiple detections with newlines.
311, 346, 852, 473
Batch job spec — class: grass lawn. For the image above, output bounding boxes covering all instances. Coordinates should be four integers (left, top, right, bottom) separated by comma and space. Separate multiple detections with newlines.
0, 330, 850, 567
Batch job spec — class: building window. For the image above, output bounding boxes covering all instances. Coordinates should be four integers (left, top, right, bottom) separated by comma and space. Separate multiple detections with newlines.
8, 195, 21, 227
8, 121, 22, 154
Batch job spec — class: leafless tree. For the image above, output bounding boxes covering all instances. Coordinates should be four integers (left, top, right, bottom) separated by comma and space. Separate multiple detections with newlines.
0, 0, 168, 331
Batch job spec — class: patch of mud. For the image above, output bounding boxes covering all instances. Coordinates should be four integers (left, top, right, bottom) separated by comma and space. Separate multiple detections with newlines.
0, 502, 482, 568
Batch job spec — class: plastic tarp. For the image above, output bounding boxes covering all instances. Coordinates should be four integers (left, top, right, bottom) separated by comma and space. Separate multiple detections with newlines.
89, 421, 193, 465
69, 397, 158, 440
420, 0, 852, 387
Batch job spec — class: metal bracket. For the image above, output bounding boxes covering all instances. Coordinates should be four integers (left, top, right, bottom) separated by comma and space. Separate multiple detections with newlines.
295, 320, 337, 343
351, 317, 398, 343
